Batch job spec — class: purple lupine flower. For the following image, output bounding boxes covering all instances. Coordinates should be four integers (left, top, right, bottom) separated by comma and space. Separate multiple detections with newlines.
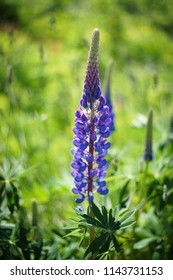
71, 29, 112, 203
103, 61, 115, 132
143, 109, 153, 161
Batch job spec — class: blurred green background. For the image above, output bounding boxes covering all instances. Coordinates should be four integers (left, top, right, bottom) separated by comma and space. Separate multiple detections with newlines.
0, 0, 173, 259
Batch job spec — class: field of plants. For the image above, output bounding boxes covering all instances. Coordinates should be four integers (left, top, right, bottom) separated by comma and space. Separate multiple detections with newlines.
0, 0, 173, 260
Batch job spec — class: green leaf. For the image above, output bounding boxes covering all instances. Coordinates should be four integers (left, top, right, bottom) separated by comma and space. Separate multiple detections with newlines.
111, 221, 121, 231
114, 197, 130, 219
134, 200, 145, 211
70, 217, 80, 222
0, 181, 5, 201
119, 180, 130, 203
63, 228, 81, 238
9, 244, 24, 260
79, 228, 87, 247
98, 234, 111, 255
118, 201, 144, 224
81, 214, 106, 229
119, 209, 136, 224
84, 232, 108, 259
114, 205, 120, 219
120, 220, 136, 229
112, 234, 121, 252
101, 206, 108, 226
91, 202, 106, 225
0, 224, 15, 230
108, 209, 115, 227
119, 197, 130, 211
63, 226, 79, 231
134, 237, 157, 249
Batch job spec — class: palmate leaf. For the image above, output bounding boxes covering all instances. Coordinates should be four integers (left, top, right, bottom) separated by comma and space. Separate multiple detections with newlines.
120, 220, 136, 229
79, 227, 87, 247
0, 159, 37, 182
91, 203, 117, 230
119, 197, 130, 212
98, 235, 111, 255
84, 232, 109, 259
80, 214, 106, 229
114, 197, 130, 219
110, 221, 121, 231
119, 209, 136, 224
63, 223, 87, 239
101, 206, 108, 226
112, 234, 121, 252
108, 209, 115, 227
119, 200, 144, 225
91, 202, 106, 226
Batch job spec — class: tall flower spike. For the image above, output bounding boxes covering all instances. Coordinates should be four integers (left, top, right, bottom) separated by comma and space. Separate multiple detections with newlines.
103, 61, 115, 132
71, 29, 112, 203
143, 109, 153, 161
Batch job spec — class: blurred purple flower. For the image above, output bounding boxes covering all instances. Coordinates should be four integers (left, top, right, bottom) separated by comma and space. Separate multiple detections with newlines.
75, 206, 85, 213
71, 29, 112, 203
103, 61, 115, 132
143, 109, 153, 161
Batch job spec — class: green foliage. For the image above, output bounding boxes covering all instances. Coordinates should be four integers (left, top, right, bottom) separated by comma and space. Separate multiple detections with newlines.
66, 201, 141, 259
0, 0, 173, 260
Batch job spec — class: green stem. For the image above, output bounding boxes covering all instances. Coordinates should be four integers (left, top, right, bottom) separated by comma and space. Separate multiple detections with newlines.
88, 201, 96, 259
89, 201, 95, 242
141, 160, 149, 202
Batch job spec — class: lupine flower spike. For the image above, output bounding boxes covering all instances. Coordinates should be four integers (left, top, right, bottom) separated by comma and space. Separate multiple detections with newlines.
103, 61, 115, 132
71, 29, 112, 204
143, 109, 153, 161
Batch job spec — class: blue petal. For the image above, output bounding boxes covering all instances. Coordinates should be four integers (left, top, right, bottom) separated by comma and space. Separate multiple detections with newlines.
75, 194, 85, 203
99, 163, 109, 172
88, 192, 94, 201
98, 159, 107, 168
91, 131, 97, 141
98, 181, 106, 188
100, 130, 110, 138
97, 187, 109, 195
72, 188, 80, 194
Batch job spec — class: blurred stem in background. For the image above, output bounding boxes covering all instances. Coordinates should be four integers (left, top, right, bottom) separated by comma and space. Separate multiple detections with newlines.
141, 109, 153, 202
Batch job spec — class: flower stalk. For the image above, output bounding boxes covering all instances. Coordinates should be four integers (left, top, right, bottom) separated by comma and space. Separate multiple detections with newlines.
140, 109, 153, 202
143, 109, 153, 162
71, 29, 112, 246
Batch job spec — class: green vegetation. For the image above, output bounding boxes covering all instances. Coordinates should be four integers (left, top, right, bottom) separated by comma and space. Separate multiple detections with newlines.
0, 0, 173, 259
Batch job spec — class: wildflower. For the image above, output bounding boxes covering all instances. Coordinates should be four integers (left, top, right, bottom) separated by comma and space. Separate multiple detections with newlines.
71, 29, 112, 203
103, 61, 115, 132
143, 109, 153, 161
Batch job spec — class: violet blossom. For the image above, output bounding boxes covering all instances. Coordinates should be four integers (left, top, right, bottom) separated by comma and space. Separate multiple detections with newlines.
71, 29, 112, 203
